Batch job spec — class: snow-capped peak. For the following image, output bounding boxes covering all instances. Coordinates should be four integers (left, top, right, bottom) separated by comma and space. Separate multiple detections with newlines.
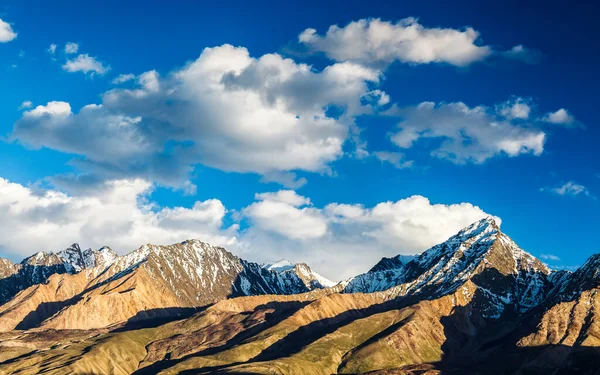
261, 259, 336, 288
57, 244, 119, 273
344, 217, 550, 317
262, 259, 294, 272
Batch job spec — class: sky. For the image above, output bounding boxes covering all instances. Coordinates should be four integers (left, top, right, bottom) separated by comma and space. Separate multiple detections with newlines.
0, 0, 598, 280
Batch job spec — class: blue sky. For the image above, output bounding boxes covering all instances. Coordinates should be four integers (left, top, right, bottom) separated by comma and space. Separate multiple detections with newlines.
0, 0, 597, 279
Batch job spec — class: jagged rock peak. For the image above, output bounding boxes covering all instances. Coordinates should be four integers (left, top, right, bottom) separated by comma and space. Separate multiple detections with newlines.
344, 217, 551, 316
67, 243, 81, 252
57, 243, 118, 273
21, 251, 64, 266
452, 216, 499, 241
547, 252, 600, 303
369, 254, 415, 273
579, 253, 600, 274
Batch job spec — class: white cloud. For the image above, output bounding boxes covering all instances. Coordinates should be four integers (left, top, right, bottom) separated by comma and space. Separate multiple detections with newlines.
542, 181, 595, 199
373, 151, 413, 169
62, 54, 109, 75
242, 190, 499, 279
13, 44, 386, 189
299, 18, 493, 67
0, 177, 498, 280
0, 177, 238, 258
65, 42, 79, 54
111, 73, 136, 84
244, 191, 326, 240
48, 44, 57, 54
254, 190, 311, 206
496, 97, 531, 120
540, 254, 560, 261
18, 101, 32, 110
543, 108, 579, 127
0, 18, 17, 43
389, 101, 546, 164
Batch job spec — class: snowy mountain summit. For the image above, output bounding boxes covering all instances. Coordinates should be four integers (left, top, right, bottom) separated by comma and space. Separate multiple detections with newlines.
262, 259, 295, 272
344, 217, 552, 317
57, 243, 118, 273
262, 259, 336, 288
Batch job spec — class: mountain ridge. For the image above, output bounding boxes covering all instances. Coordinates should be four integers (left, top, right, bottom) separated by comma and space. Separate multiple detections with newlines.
0, 239, 334, 331
0, 218, 599, 374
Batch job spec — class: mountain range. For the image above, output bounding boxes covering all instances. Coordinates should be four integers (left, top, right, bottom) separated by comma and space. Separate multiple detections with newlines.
0, 217, 599, 374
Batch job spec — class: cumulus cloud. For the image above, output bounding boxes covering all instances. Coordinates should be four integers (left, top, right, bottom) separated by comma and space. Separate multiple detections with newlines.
389, 100, 546, 164
111, 73, 136, 84
0, 177, 239, 259
0, 18, 17, 42
542, 181, 595, 199
12, 44, 387, 189
543, 108, 580, 128
65, 42, 79, 54
48, 44, 57, 54
243, 191, 326, 240
62, 54, 109, 75
299, 18, 492, 67
242, 190, 499, 279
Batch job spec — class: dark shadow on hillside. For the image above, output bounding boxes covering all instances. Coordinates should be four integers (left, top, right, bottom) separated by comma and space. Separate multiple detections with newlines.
250, 298, 406, 363
0, 264, 72, 305
0, 350, 39, 366
435, 282, 600, 375
14, 296, 83, 330
111, 307, 203, 332
8, 264, 151, 330
130, 300, 309, 375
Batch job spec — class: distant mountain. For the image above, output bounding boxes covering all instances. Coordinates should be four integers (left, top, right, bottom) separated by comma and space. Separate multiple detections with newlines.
0, 240, 333, 331
262, 259, 295, 272
263, 260, 336, 288
0, 258, 18, 280
0, 243, 118, 305
57, 243, 118, 273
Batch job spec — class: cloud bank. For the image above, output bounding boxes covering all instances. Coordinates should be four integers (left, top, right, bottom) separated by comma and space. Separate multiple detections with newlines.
0, 178, 497, 280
